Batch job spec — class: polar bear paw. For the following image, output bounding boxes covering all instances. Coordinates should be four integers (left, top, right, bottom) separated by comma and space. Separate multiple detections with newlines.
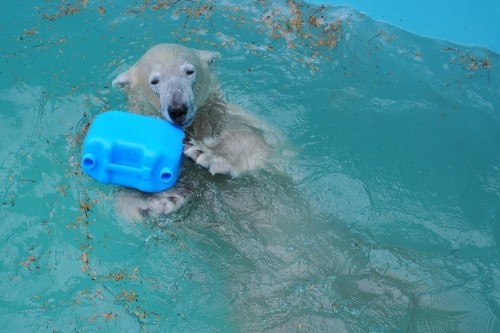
116, 186, 190, 222
183, 138, 236, 176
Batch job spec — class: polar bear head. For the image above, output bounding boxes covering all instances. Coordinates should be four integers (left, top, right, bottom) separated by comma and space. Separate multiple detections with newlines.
112, 44, 220, 128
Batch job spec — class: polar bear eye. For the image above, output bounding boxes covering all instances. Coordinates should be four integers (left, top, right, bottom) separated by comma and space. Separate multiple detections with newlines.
149, 72, 161, 87
181, 63, 196, 77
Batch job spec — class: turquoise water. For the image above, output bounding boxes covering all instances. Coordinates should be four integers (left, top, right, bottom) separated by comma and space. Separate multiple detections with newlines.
1, 1, 499, 332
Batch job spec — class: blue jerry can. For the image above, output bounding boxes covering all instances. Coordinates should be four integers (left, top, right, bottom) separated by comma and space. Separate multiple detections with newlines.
81, 111, 185, 193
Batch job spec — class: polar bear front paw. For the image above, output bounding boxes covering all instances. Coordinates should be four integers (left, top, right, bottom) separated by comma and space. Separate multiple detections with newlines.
183, 138, 236, 176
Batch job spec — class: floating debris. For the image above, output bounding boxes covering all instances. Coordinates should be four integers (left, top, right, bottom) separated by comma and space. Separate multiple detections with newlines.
444, 47, 493, 71
20, 255, 38, 270
81, 251, 89, 272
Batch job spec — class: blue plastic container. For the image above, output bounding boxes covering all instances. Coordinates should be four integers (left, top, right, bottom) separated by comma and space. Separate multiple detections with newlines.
81, 111, 185, 192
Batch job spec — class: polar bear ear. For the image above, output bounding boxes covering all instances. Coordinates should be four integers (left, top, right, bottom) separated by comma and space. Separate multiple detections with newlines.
112, 66, 137, 90
197, 50, 221, 67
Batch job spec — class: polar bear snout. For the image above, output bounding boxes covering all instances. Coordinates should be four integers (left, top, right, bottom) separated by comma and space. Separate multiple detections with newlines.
151, 75, 196, 127
168, 90, 189, 123
159, 85, 195, 127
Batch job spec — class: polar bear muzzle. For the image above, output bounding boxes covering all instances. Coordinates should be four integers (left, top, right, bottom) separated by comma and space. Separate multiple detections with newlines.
167, 90, 189, 123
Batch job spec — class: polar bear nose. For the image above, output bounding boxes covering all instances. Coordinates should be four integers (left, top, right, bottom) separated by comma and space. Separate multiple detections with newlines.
168, 103, 188, 123
167, 90, 188, 123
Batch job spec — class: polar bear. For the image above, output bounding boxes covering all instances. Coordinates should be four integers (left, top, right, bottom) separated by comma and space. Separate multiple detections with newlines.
112, 43, 270, 221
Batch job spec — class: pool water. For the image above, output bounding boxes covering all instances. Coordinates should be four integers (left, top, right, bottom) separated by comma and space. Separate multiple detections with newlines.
1, 1, 499, 332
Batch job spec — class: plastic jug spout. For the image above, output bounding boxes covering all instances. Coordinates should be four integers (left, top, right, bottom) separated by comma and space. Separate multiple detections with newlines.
82, 153, 96, 169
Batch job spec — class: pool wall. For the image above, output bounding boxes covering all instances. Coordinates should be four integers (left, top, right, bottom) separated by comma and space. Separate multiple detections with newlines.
307, 0, 500, 52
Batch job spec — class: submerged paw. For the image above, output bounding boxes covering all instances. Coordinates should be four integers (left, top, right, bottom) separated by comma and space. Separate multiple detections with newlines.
183, 138, 207, 161
116, 186, 190, 222
183, 139, 236, 176
197, 154, 235, 176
